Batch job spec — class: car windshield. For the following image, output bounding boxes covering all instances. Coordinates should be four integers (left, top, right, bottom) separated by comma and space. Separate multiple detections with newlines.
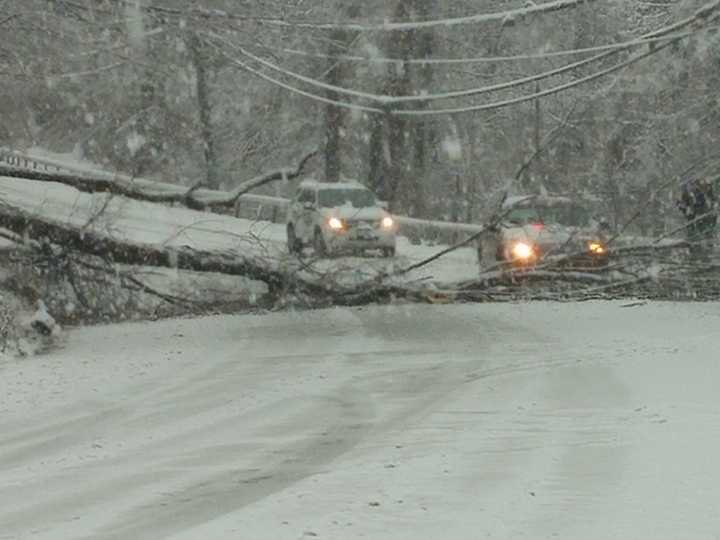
318, 188, 376, 208
507, 208, 543, 224
507, 204, 590, 227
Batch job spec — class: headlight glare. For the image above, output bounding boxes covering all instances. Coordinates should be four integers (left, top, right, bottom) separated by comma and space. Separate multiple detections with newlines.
589, 241, 606, 255
511, 241, 535, 260
381, 216, 394, 229
328, 217, 344, 230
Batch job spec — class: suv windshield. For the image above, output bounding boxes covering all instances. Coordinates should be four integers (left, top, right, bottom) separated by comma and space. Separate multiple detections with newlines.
318, 189, 376, 208
507, 204, 590, 227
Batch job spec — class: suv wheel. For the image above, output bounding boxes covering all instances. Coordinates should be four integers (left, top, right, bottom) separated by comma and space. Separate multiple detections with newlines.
313, 228, 328, 257
287, 224, 302, 255
478, 236, 502, 268
381, 247, 395, 258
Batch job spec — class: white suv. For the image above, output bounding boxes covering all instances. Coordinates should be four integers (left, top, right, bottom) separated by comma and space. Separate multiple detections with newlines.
286, 180, 397, 257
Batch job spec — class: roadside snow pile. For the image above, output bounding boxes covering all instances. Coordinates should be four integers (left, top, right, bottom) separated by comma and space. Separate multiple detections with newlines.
0, 289, 58, 359
27, 299, 60, 337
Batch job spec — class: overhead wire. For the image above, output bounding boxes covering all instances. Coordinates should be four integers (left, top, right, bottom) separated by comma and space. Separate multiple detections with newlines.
205, 17, 718, 107
204, 33, 676, 118
394, 40, 676, 116
212, 0, 720, 105
199, 0, 719, 117
255, 29, 702, 65
202, 39, 385, 115
104, 0, 598, 31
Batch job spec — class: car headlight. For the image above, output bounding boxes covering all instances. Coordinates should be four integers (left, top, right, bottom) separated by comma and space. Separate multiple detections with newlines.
588, 241, 607, 255
511, 241, 535, 260
381, 216, 394, 229
327, 217, 344, 230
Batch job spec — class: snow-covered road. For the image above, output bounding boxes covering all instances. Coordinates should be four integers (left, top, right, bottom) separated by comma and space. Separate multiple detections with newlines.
2, 302, 720, 539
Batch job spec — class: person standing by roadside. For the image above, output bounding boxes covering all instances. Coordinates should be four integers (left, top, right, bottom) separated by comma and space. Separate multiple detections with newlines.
677, 177, 717, 256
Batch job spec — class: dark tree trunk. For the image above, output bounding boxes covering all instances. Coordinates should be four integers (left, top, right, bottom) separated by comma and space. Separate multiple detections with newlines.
386, 109, 409, 211
408, 0, 436, 218
188, 34, 219, 190
324, 2, 363, 183
374, 0, 436, 215
367, 112, 385, 195
324, 31, 345, 183
381, 0, 415, 212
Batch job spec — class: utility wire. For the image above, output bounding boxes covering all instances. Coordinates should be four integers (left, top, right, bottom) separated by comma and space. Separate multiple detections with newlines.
205, 36, 671, 118
203, 0, 720, 116
206, 19, 715, 106
203, 40, 384, 115
394, 40, 676, 116
256, 29, 703, 65
105, 0, 597, 31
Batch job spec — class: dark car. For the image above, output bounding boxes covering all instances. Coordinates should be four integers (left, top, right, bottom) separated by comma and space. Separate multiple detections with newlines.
477, 194, 610, 271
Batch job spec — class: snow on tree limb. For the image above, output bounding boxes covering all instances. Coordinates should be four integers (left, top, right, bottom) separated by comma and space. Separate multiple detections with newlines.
0, 148, 318, 211
0, 199, 296, 295
227, 149, 319, 204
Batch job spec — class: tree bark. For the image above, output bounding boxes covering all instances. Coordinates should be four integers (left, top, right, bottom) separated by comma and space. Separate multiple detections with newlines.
374, 0, 436, 215
0, 148, 317, 211
188, 34, 220, 190
0, 201, 310, 297
367, 112, 385, 195
324, 30, 346, 183
0, 198, 458, 307
323, 3, 363, 183
408, 0, 436, 218
381, 0, 415, 212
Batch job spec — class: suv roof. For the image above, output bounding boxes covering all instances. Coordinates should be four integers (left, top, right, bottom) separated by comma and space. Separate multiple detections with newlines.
298, 179, 368, 191
503, 194, 576, 209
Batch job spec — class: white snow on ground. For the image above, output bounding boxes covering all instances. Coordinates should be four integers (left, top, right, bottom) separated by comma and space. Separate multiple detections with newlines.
1, 301, 720, 539
0, 175, 480, 287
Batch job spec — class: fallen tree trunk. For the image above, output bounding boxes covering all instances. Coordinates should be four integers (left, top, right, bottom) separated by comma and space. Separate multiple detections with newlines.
0, 148, 317, 211
0, 201, 301, 296
0, 199, 443, 306
4, 196, 719, 309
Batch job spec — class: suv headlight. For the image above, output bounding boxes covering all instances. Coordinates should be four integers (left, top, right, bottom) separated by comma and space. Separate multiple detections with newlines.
511, 241, 535, 260
381, 216, 394, 229
588, 241, 607, 255
327, 217, 345, 230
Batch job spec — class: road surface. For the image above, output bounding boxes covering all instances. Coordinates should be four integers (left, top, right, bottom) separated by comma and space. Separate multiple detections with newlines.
1, 302, 720, 539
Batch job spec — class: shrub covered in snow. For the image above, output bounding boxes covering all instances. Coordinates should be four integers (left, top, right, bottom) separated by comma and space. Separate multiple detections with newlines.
0, 289, 58, 359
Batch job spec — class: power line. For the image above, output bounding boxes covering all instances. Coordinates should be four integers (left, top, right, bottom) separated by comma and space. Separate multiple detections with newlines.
216, 32, 616, 105
203, 40, 384, 115
207, 32, 394, 104
207, 35, 672, 119
257, 29, 701, 65
209, 21, 714, 106
204, 0, 720, 117
394, 41, 676, 116
245, 0, 599, 31
106, 0, 597, 32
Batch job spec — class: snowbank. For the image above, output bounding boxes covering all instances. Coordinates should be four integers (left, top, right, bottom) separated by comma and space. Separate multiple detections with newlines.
0, 289, 55, 359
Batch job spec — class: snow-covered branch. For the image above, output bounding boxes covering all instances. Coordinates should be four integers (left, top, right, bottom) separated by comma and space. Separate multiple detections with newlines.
0, 148, 318, 211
